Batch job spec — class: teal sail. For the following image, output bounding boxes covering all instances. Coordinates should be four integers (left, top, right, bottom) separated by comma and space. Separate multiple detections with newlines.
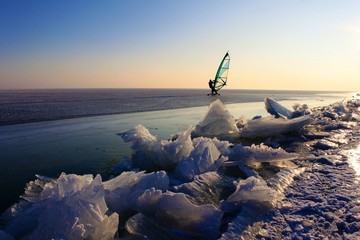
213, 52, 230, 91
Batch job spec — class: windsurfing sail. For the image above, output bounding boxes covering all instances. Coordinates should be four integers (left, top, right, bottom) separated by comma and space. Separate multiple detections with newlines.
213, 52, 230, 91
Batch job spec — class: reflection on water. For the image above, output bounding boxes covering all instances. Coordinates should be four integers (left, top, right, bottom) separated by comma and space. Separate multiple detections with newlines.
347, 145, 360, 182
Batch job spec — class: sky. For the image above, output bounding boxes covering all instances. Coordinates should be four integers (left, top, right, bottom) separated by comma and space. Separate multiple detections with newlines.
0, 0, 359, 91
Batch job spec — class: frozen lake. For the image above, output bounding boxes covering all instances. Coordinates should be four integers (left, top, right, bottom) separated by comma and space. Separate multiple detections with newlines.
0, 92, 359, 239
0, 93, 351, 213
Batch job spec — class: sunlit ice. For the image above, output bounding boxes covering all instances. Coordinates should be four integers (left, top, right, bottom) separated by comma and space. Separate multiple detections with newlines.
345, 145, 360, 183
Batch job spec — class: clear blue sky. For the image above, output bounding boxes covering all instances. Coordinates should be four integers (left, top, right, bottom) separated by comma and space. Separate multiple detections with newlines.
1, 0, 359, 90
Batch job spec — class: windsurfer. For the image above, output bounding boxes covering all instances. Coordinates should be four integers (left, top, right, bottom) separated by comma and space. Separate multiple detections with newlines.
208, 79, 218, 95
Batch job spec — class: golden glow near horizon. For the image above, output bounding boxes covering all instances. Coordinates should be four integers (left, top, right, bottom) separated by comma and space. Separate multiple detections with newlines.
0, 1, 359, 91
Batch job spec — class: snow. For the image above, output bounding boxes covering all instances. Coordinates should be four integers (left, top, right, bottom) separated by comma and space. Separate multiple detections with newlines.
1, 96, 359, 239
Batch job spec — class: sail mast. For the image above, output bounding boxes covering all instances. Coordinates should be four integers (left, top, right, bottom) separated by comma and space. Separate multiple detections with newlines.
213, 52, 230, 91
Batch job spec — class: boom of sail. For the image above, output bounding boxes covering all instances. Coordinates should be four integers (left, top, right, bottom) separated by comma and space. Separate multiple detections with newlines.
213, 52, 230, 91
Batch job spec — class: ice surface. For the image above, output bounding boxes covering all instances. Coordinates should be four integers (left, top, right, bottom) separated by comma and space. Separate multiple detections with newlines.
132, 187, 164, 215
0, 230, 13, 240
1, 173, 118, 240
197, 136, 233, 157
265, 96, 312, 119
119, 121, 298, 182
226, 176, 283, 207
267, 167, 306, 196
340, 145, 360, 182
175, 137, 225, 181
118, 124, 168, 170
220, 168, 306, 239
220, 201, 269, 240
193, 99, 313, 140
125, 213, 184, 239
240, 115, 312, 138
163, 126, 194, 166
191, 99, 312, 139
292, 102, 312, 117
127, 188, 224, 239
154, 191, 223, 239
228, 143, 298, 164
192, 99, 239, 138
118, 125, 193, 171
2, 96, 359, 239
103, 171, 169, 216
171, 172, 235, 206
265, 97, 293, 119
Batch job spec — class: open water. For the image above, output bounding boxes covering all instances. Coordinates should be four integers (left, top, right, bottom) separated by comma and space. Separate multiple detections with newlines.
0, 88, 352, 213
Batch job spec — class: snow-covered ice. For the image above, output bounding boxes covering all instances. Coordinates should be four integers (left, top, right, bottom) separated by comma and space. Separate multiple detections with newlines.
1, 96, 359, 239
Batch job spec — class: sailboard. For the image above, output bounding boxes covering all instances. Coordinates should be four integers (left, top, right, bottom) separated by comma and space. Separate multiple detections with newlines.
213, 52, 230, 91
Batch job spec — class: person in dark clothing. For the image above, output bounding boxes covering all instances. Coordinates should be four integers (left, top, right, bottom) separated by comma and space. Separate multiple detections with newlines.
208, 79, 218, 95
